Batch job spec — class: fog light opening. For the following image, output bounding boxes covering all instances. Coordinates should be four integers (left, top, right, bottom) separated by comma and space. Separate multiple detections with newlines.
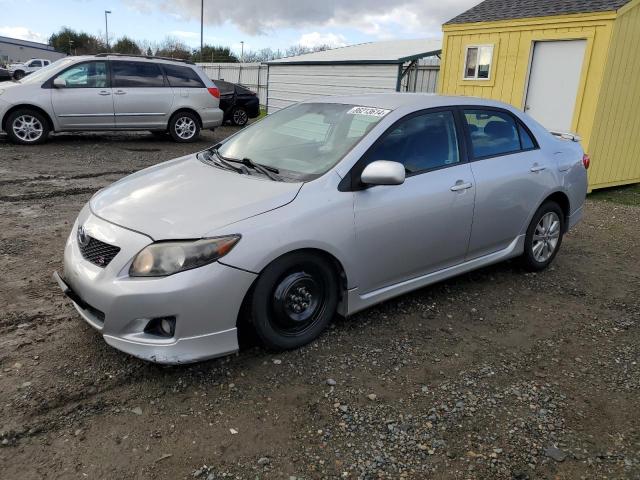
144, 316, 176, 338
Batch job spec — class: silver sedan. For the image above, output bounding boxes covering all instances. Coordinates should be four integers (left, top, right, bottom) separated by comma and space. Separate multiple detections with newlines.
56, 94, 588, 364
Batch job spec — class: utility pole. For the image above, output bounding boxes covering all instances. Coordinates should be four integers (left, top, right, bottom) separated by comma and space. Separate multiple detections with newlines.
105, 10, 112, 50
200, 0, 204, 62
240, 40, 244, 62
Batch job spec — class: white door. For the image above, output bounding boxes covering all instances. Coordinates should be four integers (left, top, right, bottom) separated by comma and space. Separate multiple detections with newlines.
524, 40, 586, 132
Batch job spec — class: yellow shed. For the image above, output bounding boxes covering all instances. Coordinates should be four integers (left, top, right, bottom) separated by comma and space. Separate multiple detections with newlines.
438, 0, 640, 190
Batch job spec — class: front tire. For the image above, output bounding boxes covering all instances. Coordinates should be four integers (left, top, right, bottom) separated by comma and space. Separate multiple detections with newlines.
6, 109, 50, 145
521, 201, 565, 271
13, 70, 25, 80
168, 111, 200, 143
249, 252, 339, 350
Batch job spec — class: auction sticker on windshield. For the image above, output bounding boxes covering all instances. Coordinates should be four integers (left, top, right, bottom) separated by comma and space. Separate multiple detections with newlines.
347, 106, 391, 117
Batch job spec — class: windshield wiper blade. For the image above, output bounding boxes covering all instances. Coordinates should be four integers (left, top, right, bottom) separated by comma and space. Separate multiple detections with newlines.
206, 148, 247, 174
239, 157, 282, 181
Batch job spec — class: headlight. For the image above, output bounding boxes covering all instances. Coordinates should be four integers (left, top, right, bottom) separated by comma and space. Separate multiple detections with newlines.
129, 235, 240, 277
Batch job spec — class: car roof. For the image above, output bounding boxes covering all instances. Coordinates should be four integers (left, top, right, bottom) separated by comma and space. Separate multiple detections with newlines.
68, 54, 195, 66
305, 93, 517, 112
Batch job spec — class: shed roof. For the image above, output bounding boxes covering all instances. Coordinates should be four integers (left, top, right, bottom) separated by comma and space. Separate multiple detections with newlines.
266, 39, 442, 65
446, 0, 632, 24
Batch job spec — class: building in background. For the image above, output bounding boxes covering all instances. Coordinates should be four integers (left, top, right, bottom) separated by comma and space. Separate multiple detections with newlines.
438, 0, 640, 190
264, 39, 441, 113
0, 36, 66, 66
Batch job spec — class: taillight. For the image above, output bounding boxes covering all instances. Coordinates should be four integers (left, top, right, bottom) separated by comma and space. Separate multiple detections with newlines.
207, 87, 220, 99
582, 153, 590, 170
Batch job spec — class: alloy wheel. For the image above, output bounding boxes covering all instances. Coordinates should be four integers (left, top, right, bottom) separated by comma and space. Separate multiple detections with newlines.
532, 211, 561, 262
174, 116, 196, 140
233, 108, 248, 125
12, 115, 44, 143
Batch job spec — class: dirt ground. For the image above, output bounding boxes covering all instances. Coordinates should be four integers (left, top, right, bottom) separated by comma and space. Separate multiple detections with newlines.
0, 129, 638, 480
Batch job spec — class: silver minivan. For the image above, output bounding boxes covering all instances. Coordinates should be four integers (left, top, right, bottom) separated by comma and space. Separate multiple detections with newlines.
0, 54, 223, 144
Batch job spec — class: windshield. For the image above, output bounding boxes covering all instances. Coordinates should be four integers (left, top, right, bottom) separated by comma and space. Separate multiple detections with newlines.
217, 103, 389, 179
18, 58, 75, 84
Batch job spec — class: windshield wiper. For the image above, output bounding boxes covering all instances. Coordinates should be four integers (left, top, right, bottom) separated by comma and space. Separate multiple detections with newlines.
238, 157, 282, 181
205, 148, 248, 174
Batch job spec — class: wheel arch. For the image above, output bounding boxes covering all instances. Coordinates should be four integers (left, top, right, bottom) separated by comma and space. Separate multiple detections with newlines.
2, 104, 55, 132
169, 107, 203, 128
235, 247, 349, 330
541, 190, 571, 231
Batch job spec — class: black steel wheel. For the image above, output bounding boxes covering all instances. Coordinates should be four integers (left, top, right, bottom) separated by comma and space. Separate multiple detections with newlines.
250, 252, 338, 350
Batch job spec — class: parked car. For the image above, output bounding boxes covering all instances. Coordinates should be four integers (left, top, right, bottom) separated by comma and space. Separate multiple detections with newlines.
216, 79, 260, 126
0, 54, 223, 144
0, 66, 11, 82
55, 94, 588, 364
8, 58, 51, 80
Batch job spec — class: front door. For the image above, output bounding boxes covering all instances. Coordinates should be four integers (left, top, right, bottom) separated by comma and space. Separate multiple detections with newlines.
50, 60, 115, 129
351, 109, 476, 294
524, 40, 587, 132
111, 61, 174, 129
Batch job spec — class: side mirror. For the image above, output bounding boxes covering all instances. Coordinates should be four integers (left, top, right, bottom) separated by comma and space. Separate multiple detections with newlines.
361, 160, 406, 186
53, 77, 66, 88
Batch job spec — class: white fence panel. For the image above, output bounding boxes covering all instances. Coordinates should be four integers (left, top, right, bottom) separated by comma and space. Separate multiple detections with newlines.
197, 63, 268, 106
404, 66, 440, 93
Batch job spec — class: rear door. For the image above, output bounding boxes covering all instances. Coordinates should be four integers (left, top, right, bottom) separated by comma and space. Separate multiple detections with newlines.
462, 108, 556, 259
50, 60, 114, 129
111, 61, 174, 129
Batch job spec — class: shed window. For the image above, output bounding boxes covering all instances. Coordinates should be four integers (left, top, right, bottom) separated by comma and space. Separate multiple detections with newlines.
464, 45, 493, 80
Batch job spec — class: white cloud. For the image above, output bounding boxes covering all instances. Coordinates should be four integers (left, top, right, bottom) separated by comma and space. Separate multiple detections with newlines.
169, 30, 199, 39
0, 26, 46, 43
298, 32, 347, 48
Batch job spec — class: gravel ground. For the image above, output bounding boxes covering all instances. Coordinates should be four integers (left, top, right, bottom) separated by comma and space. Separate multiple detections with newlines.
0, 130, 638, 480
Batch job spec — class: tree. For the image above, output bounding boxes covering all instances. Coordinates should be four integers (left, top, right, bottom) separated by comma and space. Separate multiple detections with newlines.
155, 37, 191, 59
191, 45, 238, 63
242, 48, 284, 63
112, 36, 141, 55
48, 27, 106, 55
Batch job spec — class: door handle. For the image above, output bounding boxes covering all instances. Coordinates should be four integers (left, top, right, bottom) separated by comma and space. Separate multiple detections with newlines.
450, 181, 473, 192
98, 91, 111, 96
114, 90, 126, 95
530, 164, 546, 173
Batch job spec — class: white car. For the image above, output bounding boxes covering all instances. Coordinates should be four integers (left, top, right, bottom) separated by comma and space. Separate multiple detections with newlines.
8, 58, 51, 80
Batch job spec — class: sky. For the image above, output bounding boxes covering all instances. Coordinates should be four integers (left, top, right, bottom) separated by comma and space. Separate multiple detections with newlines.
0, 0, 478, 54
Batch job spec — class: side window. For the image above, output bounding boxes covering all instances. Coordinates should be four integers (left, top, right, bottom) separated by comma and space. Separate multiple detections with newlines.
55, 61, 108, 88
464, 45, 493, 80
163, 64, 205, 88
29, 60, 42, 67
518, 124, 536, 150
366, 110, 460, 174
464, 110, 521, 158
112, 62, 165, 88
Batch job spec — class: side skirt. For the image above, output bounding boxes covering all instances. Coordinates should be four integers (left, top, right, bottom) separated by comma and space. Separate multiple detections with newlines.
344, 235, 525, 316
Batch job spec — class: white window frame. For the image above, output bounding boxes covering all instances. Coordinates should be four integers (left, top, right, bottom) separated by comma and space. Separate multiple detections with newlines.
463, 44, 494, 80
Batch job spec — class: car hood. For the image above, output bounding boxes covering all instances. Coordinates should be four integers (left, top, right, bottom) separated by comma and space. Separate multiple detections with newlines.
90, 154, 303, 240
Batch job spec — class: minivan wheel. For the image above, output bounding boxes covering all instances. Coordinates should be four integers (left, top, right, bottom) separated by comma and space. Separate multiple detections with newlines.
250, 252, 339, 350
6, 109, 50, 145
521, 201, 565, 271
231, 107, 248, 126
168, 112, 200, 142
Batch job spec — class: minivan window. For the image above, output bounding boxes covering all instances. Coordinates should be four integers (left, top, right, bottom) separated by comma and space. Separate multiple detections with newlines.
365, 110, 460, 174
55, 61, 108, 88
163, 64, 204, 88
112, 61, 165, 88
464, 110, 522, 158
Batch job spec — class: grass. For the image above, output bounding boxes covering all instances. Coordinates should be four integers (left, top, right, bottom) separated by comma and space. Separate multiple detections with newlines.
590, 183, 640, 206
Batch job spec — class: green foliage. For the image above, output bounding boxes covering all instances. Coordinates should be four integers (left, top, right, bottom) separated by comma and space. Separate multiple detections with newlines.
112, 36, 141, 55
192, 45, 238, 63
590, 184, 640, 206
48, 27, 107, 55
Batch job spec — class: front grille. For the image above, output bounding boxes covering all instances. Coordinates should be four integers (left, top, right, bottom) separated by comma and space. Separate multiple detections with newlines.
79, 236, 120, 268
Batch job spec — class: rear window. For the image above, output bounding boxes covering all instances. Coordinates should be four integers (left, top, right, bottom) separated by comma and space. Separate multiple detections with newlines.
163, 64, 205, 88
112, 61, 165, 88
216, 80, 235, 95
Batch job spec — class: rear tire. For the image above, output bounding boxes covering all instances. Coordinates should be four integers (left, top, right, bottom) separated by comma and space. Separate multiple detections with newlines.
249, 252, 339, 350
521, 201, 565, 272
231, 106, 249, 126
168, 111, 200, 143
6, 109, 50, 145
13, 70, 25, 80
